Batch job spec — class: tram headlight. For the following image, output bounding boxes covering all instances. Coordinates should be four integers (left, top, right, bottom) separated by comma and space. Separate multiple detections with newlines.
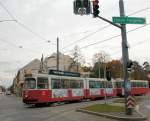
41, 91, 45, 96
25, 94, 28, 98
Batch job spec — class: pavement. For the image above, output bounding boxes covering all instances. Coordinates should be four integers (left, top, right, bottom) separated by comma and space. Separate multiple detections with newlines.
0, 95, 117, 121
76, 94, 150, 121
77, 104, 147, 121
0, 93, 150, 121
138, 93, 150, 121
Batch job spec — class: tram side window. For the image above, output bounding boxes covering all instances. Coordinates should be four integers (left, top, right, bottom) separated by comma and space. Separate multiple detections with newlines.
52, 78, 61, 89
61, 79, 69, 89
89, 81, 101, 88
89, 81, 95, 88
78, 80, 83, 88
102, 82, 105, 88
143, 82, 147, 87
37, 77, 48, 89
70, 80, 83, 88
107, 82, 113, 88
99, 81, 103, 88
116, 82, 122, 88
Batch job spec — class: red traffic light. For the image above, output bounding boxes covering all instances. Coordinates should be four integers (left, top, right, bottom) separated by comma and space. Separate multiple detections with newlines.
93, 0, 99, 17
83, 0, 88, 8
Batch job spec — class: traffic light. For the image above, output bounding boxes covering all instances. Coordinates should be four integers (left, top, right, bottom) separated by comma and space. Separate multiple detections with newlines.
93, 0, 99, 17
83, 0, 88, 8
127, 60, 134, 72
106, 67, 111, 81
73, 0, 82, 14
83, 0, 91, 14
73, 0, 91, 15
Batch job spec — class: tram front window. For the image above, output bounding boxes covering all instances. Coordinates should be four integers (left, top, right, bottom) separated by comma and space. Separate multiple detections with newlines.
24, 78, 36, 89
37, 77, 48, 89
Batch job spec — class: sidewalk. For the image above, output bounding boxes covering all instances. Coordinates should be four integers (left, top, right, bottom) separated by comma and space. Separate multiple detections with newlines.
76, 97, 149, 121
77, 106, 146, 121
138, 93, 150, 121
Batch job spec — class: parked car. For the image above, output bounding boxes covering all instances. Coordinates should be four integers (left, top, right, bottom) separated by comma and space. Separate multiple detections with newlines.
6, 91, 11, 95
0, 91, 4, 95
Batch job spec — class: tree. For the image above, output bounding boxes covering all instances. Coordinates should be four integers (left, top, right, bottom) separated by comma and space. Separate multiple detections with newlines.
143, 61, 150, 71
70, 45, 85, 72
107, 60, 123, 79
93, 50, 110, 64
130, 61, 147, 80
91, 50, 110, 78
143, 61, 150, 79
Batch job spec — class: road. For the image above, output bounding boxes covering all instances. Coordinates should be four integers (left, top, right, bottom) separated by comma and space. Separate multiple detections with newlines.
0, 95, 116, 121
139, 92, 150, 121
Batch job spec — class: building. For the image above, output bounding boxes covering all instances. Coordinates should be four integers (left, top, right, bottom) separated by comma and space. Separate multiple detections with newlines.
14, 59, 41, 96
13, 53, 86, 96
44, 53, 75, 72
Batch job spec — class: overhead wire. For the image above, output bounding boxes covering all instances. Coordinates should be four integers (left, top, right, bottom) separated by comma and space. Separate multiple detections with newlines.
111, 37, 150, 57
63, 22, 150, 54
0, 1, 150, 55
61, 24, 111, 50
0, 37, 41, 54
62, 6, 150, 51
85, 37, 150, 63
0, 1, 49, 42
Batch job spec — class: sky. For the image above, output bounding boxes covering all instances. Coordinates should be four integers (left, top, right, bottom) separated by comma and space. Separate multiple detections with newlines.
0, 0, 150, 87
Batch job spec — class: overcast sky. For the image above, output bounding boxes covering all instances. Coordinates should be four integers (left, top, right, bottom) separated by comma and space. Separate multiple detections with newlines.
0, 0, 150, 87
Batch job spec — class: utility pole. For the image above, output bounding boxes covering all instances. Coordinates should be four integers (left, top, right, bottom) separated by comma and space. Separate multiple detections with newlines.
98, 58, 101, 78
119, 0, 131, 115
57, 37, 59, 71
74, 0, 146, 115
104, 64, 107, 104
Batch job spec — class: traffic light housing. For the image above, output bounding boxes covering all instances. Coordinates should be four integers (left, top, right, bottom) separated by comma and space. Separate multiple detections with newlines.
93, 0, 99, 17
73, 0, 91, 15
83, 0, 91, 14
106, 67, 111, 81
73, 0, 82, 14
127, 60, 134, 72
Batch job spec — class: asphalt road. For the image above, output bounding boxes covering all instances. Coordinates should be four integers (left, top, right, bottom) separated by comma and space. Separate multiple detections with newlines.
0, 95, 116, 121
139, 93, 150, 121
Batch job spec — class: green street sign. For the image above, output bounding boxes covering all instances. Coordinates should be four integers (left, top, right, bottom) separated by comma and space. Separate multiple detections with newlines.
112, 17, 146, 24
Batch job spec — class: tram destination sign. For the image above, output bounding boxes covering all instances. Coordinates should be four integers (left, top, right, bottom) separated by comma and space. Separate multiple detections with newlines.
49, 69, 80, 77
112, 17, 146, 24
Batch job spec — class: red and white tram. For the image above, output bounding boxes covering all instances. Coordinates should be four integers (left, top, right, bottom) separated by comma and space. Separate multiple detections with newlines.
23, 73, 116, 105
113, 79, 149, 96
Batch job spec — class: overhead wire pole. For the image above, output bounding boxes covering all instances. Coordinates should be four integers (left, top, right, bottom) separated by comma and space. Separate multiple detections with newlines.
57, 37, 59, 71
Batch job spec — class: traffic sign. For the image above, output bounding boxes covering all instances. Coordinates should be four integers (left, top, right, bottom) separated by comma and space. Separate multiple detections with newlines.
127, 95, 135, 108
112, 17, 146, 24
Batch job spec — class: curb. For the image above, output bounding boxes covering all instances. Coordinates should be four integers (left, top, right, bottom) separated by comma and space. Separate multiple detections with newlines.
76, 108, 147, 121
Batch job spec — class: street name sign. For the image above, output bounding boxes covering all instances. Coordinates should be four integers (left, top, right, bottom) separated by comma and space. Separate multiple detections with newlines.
112, 17, 146, 24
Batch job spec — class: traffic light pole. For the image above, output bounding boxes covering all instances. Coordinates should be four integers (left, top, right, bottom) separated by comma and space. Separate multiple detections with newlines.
96, 0, 132, 115
97, 16, 121, 29
73, 0, 132, 115
119, 0, 132, 115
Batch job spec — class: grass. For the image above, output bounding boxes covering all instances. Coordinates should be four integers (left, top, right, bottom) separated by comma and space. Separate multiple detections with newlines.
82, 104, 125, 113
114, 96, 143, 104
